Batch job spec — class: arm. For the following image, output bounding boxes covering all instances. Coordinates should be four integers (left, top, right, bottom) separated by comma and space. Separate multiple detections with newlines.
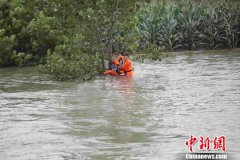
117, 60, 123, 69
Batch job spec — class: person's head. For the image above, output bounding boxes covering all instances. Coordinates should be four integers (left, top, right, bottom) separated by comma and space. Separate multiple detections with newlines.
124, 54, 129, 61
119, 52, 124, 56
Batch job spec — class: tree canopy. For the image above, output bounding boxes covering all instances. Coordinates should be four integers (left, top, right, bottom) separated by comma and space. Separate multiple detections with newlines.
0, 0, 239, 80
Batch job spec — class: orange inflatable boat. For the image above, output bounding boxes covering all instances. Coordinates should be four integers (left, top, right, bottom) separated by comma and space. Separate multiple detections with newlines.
103, 70, 133, 77
103, 70, 119, 76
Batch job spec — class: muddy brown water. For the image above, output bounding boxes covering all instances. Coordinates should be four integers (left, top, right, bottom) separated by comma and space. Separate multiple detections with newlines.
0, 51, 240, 160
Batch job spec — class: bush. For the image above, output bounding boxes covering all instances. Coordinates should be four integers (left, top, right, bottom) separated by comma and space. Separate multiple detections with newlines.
0, 0, 59, 67
26, 11, 58, 58
40, 44, 102, 81
0, 29, 16, 66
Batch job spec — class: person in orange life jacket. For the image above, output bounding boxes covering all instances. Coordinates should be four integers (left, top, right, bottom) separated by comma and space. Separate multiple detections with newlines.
111, 52, 124, 74
119, 54, 134, 76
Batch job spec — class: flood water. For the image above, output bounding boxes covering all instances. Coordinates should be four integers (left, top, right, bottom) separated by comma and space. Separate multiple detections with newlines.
0, 51, 240, 160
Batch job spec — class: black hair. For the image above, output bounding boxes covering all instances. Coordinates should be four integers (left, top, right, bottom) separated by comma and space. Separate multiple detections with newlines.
119, 52, 124, 56
124, 54, 129, 57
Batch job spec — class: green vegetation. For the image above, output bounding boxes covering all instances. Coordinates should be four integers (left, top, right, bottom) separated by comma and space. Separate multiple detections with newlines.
138, 0, 240, 51
0, 0, 239, 80
0, 0, 59, 67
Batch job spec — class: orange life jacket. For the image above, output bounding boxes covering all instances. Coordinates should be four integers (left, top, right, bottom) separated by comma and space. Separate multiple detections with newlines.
114, 55, 124, 66
120, 59, 134, 76
114, 55, 125, 74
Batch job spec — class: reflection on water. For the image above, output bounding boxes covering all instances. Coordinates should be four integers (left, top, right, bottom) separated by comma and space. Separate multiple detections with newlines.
0, 51, 240, 160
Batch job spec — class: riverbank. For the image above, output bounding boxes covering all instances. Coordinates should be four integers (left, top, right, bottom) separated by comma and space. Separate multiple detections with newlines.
166, 48, 240, 56
132, 48, 240, 62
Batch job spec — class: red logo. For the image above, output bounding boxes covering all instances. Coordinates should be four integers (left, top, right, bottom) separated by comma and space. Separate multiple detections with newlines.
185, 135, 226, 152
185, 135, 197, 152
214, 136, 226, 152
199, 136, 211, 151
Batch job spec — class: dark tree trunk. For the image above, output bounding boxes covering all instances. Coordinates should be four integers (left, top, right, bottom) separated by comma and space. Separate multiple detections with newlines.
108, 22, 114, 70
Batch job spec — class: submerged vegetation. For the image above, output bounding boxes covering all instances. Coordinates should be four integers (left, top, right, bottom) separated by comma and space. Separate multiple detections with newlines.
0, 0, 239, 80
